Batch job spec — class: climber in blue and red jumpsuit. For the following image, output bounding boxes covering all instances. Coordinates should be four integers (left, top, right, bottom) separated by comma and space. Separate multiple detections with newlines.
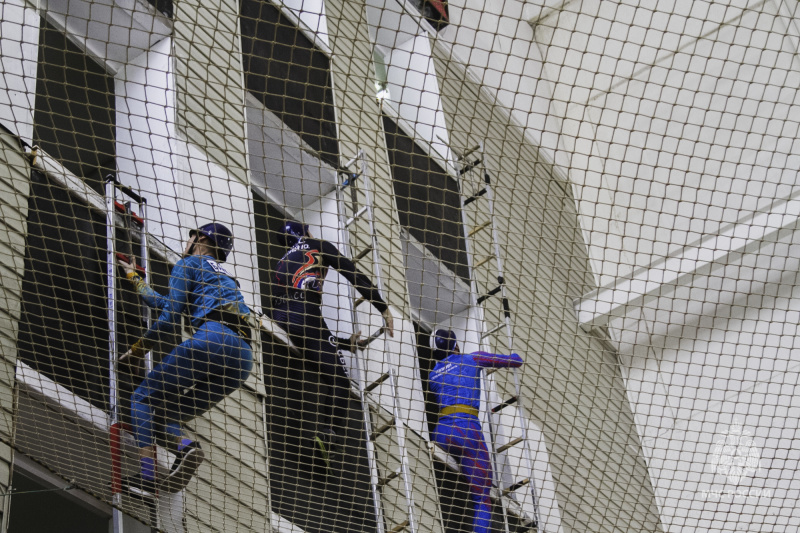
429, 330, 523, 533
272, 221, 394, 453
118, 223, 253, 499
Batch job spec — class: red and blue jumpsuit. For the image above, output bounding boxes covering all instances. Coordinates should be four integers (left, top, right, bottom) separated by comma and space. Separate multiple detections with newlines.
430, 351, 523, 533
272, 236, 387, 432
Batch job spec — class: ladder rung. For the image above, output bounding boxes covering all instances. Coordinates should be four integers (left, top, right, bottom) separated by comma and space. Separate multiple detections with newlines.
502, 477, 530, 495
459, 158, 482, 176
339, 172, 361, 189
354, 297, 365, 307
364, 327, 386, 346
492, 395, 518, 413
346, 206, 369, 227
354, 245, 373, 262
389, 519, 410, 533
497, 436, 524, 453
457, 144, 481, 161
477, 284, 502, 304
343, 153, 360, 169
480, 323, 504, 339
365, 371, 391, 393
106, 174, 145, 204
474, 255, 492, 269
378, 469, 401, 487
468, 221, 491, 237
371, 421, 394, 440
463, 187, 487, 205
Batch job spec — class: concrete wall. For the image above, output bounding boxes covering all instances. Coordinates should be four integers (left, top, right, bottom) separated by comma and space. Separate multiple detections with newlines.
174, 0, 248, 186
0, 127, 29, 530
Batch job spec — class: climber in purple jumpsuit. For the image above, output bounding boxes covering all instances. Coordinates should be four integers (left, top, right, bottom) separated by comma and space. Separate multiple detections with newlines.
429, 330, 523, 533
272, 221, 394, 450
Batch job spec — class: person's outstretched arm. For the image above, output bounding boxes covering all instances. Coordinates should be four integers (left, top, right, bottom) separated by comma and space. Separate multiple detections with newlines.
118, 258, 168, 310
473, 351, 523, 368
122, 259, 193, 364
320, 240, 394, 336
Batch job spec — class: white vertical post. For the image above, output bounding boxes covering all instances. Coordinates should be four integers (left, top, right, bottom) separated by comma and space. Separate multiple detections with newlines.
139, 200, 154, 375
336, 152, 386, 533
389, 369, 418, 533
106, 179, 125, 533
455, 142, 541, 530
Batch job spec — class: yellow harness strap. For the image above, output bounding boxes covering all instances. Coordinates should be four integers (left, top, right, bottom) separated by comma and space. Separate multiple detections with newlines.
439, 404, 479, 418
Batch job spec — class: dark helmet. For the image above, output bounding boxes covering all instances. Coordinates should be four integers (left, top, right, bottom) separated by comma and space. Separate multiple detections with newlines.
433, 329, 459, 360
190, 222, 234, 262
278, 220, 309, 247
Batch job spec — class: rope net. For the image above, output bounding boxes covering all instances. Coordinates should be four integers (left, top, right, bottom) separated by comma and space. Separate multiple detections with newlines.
0, 0, 797, 532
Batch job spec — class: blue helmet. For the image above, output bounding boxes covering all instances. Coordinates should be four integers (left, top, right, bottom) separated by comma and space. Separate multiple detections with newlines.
433, 329, 459, 359
191, 222, 234, 262
279, 220, 309, 247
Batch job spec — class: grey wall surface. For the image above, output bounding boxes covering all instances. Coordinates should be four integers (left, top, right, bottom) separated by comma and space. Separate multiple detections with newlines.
0, 127, 30, 528
432, 44, 664, 533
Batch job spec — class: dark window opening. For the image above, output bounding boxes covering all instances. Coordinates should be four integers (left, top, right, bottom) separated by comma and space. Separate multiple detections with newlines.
262, 336, 377, 533
240, 0, 339, 168
18, 170, 175, 410
145, 0, 173, 18
409, 0, 449, 30
8, 469, 109, 533
33, 18, 115, 194
383, 116, 469, 283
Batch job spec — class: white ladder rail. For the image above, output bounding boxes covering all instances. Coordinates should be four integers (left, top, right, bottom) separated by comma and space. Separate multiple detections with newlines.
448, 144, 514, 533
480, 150, 542, 526
336, 150, 418, 533
455, 144, 541, 530
106, 176, 160, 532
336, 151, 386, 533
389, 369, 418, 533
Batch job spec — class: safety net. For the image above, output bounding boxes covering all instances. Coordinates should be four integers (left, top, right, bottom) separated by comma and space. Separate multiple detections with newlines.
0, 0, 797, 532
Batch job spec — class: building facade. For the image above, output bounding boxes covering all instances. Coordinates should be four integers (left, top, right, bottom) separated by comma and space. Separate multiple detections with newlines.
10, 0, 789, 532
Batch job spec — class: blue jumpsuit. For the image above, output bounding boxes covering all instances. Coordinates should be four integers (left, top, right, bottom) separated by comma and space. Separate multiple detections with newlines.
130, 254, 253, 448
272, 237, 387, 432
430, 351, 523, 533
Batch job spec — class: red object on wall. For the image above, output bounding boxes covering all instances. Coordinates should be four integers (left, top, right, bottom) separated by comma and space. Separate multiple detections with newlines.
115, 252, 147, 276
113, 200, 145, 226
428, 0, 448, 20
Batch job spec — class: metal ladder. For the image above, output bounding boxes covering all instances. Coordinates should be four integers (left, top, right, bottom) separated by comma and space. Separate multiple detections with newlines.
452, 143, 540, 531
334, 150, 418, 533
105, 176, 159, 532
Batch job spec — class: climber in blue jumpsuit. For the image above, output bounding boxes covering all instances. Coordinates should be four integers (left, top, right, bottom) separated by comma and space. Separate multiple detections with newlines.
429, 330, 523, 533
272, 221, 393, 456
118, 223, 253, 498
